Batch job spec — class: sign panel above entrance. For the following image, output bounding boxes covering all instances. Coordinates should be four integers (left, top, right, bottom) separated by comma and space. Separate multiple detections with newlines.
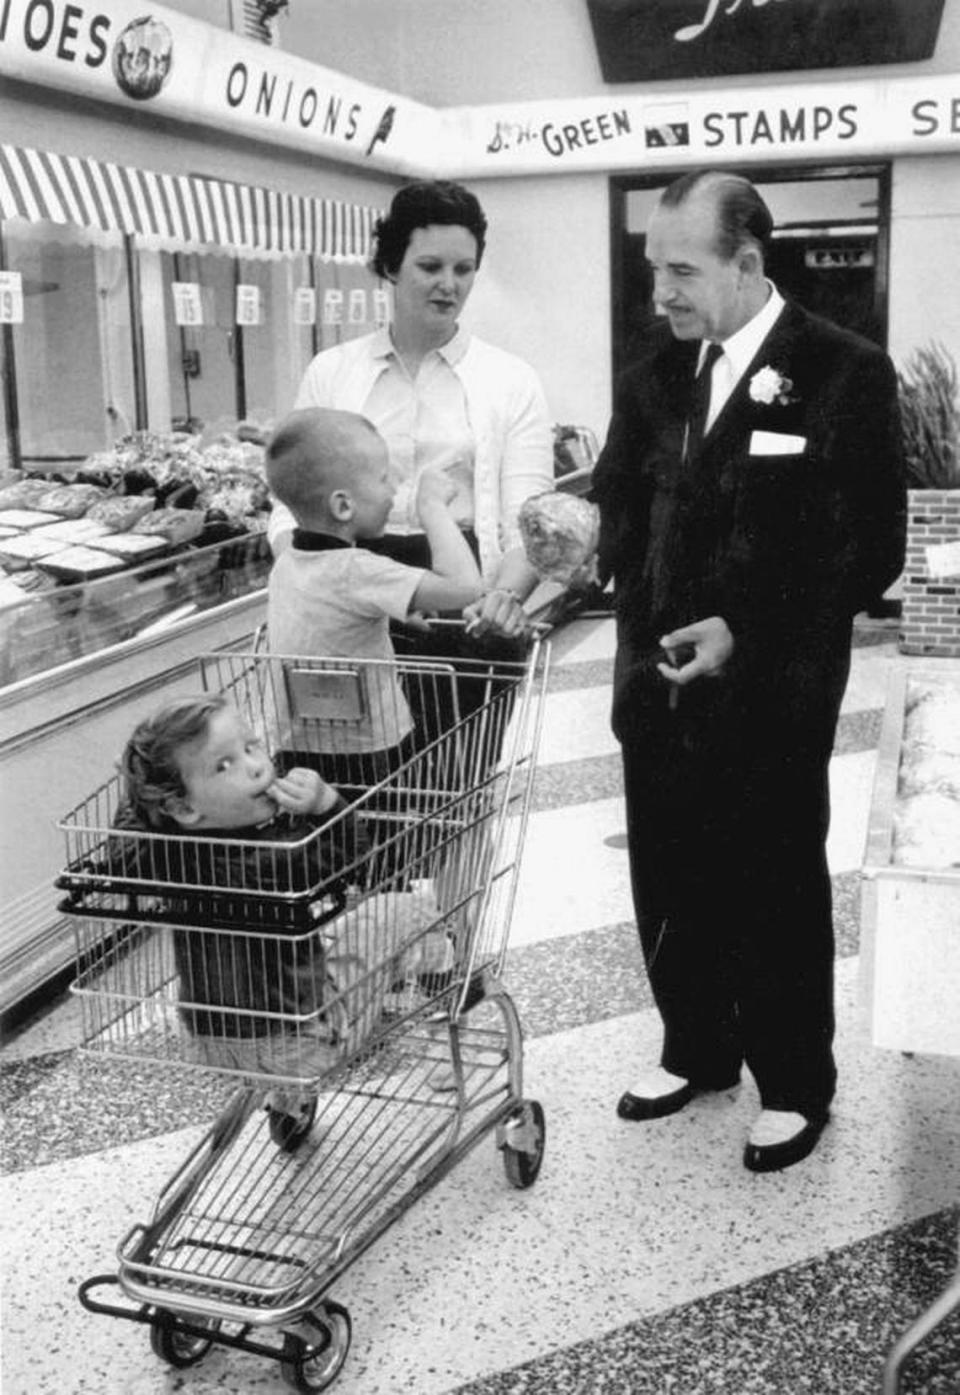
586, 0, 946, 84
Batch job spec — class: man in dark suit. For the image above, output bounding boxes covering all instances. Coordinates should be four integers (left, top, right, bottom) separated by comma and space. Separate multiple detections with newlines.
591, 169, 905, 1172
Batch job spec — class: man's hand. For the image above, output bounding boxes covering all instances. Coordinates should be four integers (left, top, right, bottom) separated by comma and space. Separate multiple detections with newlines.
657, 616, 734, 687
268, 767, 339, 816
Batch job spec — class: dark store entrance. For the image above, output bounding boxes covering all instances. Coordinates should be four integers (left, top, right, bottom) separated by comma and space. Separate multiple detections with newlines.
610, 163, 890, 382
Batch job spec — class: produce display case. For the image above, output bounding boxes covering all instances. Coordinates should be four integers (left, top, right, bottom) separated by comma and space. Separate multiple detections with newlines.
860, 662, 960, 1055
0, 429, 274, 1018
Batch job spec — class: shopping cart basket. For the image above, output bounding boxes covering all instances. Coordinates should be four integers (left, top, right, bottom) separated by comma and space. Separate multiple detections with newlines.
58, 637, 549, 1391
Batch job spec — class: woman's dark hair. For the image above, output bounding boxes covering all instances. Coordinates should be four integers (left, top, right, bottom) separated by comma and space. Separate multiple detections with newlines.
660, 170, 774, 263
371, 179, 488, 280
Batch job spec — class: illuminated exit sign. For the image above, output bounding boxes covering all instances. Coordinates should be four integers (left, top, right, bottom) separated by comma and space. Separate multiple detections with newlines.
805, 247, 876, 270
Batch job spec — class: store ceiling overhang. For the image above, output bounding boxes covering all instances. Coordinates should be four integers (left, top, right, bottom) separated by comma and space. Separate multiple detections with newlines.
0, 0, 957, 179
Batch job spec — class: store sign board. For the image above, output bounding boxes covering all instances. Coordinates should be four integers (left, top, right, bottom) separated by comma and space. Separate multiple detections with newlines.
0, 0, 438, 176
585, 0, 946, 84
0, 271, 24, 324
348, 289, 367, 325
0, 2, 956, 181
452, 74, 960, 177
372, 289, 390, 327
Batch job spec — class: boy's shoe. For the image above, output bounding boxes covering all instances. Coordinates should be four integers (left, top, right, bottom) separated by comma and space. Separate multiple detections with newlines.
266, 1095, 318, 1153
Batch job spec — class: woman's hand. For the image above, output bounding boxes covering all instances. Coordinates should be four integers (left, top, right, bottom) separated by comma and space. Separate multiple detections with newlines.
268, 768, 340, 816
463, 587, 530, 639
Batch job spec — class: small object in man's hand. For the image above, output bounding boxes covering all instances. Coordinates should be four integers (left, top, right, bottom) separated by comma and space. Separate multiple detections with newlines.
660, 641, 697, 670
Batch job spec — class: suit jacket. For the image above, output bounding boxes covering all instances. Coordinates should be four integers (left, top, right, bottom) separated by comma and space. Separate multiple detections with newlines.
592, 298, 906, 752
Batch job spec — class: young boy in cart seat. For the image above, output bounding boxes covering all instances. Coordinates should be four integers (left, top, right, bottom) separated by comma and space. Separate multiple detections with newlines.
117, 692, 418, 1149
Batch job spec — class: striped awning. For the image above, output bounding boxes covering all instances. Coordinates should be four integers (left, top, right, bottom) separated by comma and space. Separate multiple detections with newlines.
0, 144, 381, 262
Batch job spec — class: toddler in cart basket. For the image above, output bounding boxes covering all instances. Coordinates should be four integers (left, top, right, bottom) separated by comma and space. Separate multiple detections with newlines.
265, 407, 494, 986
116, 693, 438, 1148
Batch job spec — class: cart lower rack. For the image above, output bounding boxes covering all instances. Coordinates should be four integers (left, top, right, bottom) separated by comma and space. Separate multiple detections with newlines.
58, 640, 549, 1391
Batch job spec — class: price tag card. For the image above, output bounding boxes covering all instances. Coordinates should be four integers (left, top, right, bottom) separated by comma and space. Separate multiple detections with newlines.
293, 286, 316, 325
348, 288, 368, 325
0, 271, 24, 324
372, 287, 390, 326
236, 284, 262, 326
172, 281, 203, 327
323, 288, 343, 325
926, 539, 960, 581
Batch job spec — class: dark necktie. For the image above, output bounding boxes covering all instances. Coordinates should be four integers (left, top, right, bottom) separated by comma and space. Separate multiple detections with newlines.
684, 341, 723, 463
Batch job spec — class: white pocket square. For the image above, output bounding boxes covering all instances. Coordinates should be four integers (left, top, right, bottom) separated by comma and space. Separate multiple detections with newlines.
749, 430, 807, 456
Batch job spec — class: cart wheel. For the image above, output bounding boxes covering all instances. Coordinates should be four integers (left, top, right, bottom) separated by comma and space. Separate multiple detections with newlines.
149, 1313, 221, 1367
268, 1095, 319, 1153
500, 1098, 546, 1189
280, 1301, 352, 1392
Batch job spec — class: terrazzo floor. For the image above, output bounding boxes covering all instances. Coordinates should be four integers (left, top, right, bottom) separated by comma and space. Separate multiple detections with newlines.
2, 614, 959, 1395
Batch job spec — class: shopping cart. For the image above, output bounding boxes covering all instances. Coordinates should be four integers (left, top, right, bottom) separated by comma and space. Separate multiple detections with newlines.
57, 637, 549, 1391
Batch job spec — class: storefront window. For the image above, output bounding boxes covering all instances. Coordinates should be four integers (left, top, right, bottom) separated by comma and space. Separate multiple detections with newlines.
1, 220, 134, 468
152, 249, 237, 434
237, 255, 308, 429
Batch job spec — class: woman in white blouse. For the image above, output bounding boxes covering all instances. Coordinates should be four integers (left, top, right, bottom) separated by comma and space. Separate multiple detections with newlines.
267, 179, 555, 642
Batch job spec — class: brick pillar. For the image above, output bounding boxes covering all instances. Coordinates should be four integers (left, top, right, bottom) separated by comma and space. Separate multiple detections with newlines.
898, 489, 960, 657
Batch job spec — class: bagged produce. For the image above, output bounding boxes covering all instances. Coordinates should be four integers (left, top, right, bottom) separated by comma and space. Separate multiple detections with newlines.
35, 483, 108, 518
518, 490, 600, 585
133, 508, 206, 545
86, 495, 156, 531
0, 478, 58, 510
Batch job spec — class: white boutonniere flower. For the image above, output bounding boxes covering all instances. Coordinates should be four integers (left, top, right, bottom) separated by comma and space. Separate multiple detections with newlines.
749, 366, 795, 406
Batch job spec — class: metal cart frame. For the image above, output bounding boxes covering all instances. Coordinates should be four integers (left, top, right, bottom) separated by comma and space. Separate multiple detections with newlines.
58, 639, 550, 1392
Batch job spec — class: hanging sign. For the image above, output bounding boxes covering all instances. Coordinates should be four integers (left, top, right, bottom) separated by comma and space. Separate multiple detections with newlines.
348, 289, 367, 325
0, 271, 24, 324
171, 281, 203, 326
293, 287, 317, 325
235, 283, 262, 325
585, 0, 946, 84
323, 289, 344, 325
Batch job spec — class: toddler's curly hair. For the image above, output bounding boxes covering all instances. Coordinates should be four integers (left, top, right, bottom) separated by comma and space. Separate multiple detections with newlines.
121, 694, 227, 828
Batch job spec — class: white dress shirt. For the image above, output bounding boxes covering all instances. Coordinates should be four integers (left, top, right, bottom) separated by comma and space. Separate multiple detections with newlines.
701, 282, 786, 432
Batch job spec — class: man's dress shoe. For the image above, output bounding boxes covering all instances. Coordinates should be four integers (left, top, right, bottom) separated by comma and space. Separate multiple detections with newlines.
617, 1081, 695, 1121
743, 1112, 829, 1173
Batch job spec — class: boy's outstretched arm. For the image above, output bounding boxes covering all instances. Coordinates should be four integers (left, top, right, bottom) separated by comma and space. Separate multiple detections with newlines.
410, 468, 483, 613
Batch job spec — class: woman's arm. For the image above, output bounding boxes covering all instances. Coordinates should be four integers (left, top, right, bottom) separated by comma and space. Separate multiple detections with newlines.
464, 350, 554, 636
